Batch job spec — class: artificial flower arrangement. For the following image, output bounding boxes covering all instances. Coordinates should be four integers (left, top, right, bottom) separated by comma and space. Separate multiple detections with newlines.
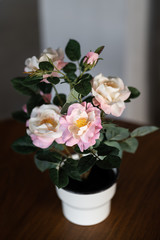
11, 39, 158, 188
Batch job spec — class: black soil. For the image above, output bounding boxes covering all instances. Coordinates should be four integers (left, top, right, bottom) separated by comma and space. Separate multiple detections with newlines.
64, 166, 119, 194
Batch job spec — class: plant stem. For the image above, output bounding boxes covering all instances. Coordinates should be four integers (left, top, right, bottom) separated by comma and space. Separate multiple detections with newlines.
63, 145, 71, 156
52, 84, 63, 105
51, 147, 67, 158
75, 66, 89, 84
53, 64, 73, 88
90, 148, 102, 161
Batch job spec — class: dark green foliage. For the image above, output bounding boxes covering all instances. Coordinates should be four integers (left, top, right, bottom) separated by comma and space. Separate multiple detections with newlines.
38, 82, 52, 93
11, 77, 38, 95
105, 126, 130, 141
74, 81, 91, 96
119, 138, 139, 153
12, 110, 29, 123
53, 94, 66, 107
63, 63, 77, 73
11, 135, 37, 154
96, 155, 121, 169
96, 143, 119, 156
39, 61, 54, 71
47, 77, 60, 85
125, 87, 141, 102
36, 150, 62, 163
66, 72, 77, 82
65, 39, 81, 61
22, 75, 43, 86
95, 46, 105, 54
49, 168, 69, 188
27, 94, 45, 114
78, 155, 97, 174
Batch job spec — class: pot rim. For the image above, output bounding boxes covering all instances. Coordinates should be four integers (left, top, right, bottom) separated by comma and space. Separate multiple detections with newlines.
63, 168, 119, 195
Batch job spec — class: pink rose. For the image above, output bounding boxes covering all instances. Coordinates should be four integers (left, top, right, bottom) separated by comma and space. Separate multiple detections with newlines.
92, 74, 131, 117
56, 102, 102, 152
83, 52, 99, 65
27, 104, 62, 149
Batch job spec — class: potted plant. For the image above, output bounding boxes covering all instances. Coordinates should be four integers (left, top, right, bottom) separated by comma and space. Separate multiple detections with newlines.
11, 39, 158, 226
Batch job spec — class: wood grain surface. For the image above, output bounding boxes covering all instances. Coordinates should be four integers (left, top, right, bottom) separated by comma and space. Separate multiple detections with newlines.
0, 119, 160, 240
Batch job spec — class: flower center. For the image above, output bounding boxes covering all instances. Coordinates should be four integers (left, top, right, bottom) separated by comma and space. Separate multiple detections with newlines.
104, 81, 117, 88
76, 118, 88, 128
40, 118, 57, 130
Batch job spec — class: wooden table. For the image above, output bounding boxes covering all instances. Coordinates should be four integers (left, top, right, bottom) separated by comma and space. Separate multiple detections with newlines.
1, 120, 160, 240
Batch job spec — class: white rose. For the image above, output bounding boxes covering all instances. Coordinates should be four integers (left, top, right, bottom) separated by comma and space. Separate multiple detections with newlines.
27, 104, 62, 148
24, 56, 39, 72
92, 73, 131, 117
39, 47, 64, 63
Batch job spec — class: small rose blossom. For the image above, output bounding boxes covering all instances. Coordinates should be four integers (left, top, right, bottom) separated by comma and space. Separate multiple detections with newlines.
24, 56, 39, 72
39, 47, 64, 62
92, 74, 131, 117
27, 104, 62, 149
39, 48, 68, 83
83, 52, 99, 65
56, 102, 102, 152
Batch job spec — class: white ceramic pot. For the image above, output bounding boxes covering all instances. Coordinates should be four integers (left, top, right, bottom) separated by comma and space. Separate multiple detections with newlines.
56, 182, 117, 226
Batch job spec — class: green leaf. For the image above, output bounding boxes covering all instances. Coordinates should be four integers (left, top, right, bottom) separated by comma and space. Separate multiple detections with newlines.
47, 77, 60, 85
38, 82, 52, 93
79, 56, 86, 72
95, 46, 105, 54
49, 168, 69, 188
120, 137, 138, 153
66, 72, 77, 82
102, 123, 116, 129
93, 132, 104, 148
63, 158, 78, 171
63, 63, 77, 73
12, 110, 29, 123
23, 75, 43, 86
78, 155, 96, 174
74, 145, 90, 154
11, 77, 38, 96
36, 150, 62, 163
61, 102, 73, 114
128, 87, 140, 99
97, 143, 119, 156
53, 94, 66, 107
104, 141, 123, 158
83, 96, 93, 103
39, 61, 54, 71
34, 156, 57, 172
106, 126, 130, 141
79, 73, 93, 82
49, 141, 64, 151
66, 88, 79, 103
131, 126, 159, 137
68, 171, 82, 181
75, 81, 91, 96
11, 135, 37, 154
27, 94, 45, 114
96, 155, 121, 169
65, 39, 81, 61
61, 88, 79, 114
